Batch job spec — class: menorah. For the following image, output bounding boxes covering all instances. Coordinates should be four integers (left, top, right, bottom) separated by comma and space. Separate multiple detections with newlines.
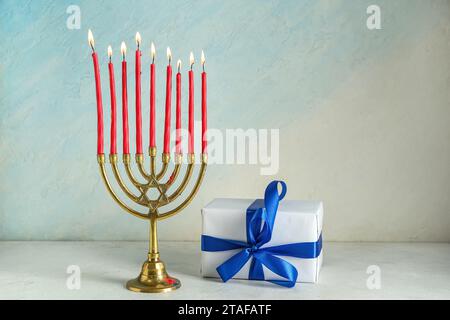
89, 30, 208, 293
98, 150, 207, 292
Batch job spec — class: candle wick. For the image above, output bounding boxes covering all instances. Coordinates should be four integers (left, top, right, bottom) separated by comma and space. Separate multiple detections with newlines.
90, 43, 95, 53
152, 57, 155, 64
202, 64, 205, 72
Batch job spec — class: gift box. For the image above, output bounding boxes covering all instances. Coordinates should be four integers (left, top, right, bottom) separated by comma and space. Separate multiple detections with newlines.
201, 181, 323, 286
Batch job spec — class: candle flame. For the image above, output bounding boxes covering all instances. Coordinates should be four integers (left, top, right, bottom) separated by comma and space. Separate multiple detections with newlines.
177, 59, 182, 72
167, 47, 172, 63
151, 42, 156, 61
201, 50, 206, 66
88, 29, 95, 50
189, 52, 195, 68
135, 32, 141, 47
120, 42, 127, 57
107, 45, 113, 58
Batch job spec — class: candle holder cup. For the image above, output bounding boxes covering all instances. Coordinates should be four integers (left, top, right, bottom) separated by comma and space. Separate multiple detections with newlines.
97, 149, 207, 292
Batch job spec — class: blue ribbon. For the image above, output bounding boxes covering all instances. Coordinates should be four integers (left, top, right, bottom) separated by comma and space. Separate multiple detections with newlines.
201, 180, 322, 288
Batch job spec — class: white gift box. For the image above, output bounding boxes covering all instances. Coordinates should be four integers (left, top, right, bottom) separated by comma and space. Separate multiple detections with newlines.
201, 198, 323, 283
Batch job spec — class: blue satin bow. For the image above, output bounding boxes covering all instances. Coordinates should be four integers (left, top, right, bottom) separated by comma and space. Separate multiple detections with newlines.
201, 180, 322, 287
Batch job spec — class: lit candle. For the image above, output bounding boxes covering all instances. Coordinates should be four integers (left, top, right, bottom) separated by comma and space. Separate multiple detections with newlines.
188, 52, 195, 154
176, 59, 182, 154
163, 47, 172, 154
135, 32, 143, 154
150, 42, 156, 149
121, 42, 129, 154
88, 30, 104, 155
201, 50, 207, 154
108, 45, 117, 154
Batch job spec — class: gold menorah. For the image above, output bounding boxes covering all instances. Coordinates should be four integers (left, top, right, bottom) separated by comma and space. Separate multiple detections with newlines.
97, 149, 207, 292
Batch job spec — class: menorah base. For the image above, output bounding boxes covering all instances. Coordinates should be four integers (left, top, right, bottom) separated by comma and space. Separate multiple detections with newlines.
126, 259, 181, 293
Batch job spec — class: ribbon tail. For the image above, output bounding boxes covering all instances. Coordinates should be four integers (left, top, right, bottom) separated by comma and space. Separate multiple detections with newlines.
254, 251, 298, 288
248, 257, 265, 281
216, 249, 252, 283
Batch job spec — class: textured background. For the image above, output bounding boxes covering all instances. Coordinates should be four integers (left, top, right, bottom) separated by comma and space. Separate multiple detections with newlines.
0, 0, 449, 241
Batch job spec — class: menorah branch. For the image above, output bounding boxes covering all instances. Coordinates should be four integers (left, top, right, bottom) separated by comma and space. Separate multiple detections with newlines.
97, 154, 149, 220
165, 153, 182, 186
123, 154, 147, 187
110, 154, 141, 203
167, 153, 195, 202
156, 153, 170, 180
136, 154, 152, 180
97, 150, 207, 218
158, 155, 207, 221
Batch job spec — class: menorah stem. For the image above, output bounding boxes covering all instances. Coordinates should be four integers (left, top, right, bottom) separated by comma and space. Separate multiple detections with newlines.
126, 209, 181, 293
148, 212, 159, 261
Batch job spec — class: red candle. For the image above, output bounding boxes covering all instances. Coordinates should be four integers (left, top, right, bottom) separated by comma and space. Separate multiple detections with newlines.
201, 51, 207, 154
188, 52, 195, 154
176, 60, 182, 154
88, 30, 104, 155
163, 47, 172, 154
150, 42, 156, 149
135, 32, 143, 154
107, 46, 117, 154
121, 42, 130, 154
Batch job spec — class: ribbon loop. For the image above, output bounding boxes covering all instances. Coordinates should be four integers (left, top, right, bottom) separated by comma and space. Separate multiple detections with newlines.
201, 180, 321, 287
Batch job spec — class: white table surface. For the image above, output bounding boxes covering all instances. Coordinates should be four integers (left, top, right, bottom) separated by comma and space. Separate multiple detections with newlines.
0, 241, 448, 300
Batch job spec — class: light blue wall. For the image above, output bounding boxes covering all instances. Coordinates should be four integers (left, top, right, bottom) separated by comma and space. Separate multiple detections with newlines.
0, 1, 449, 240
